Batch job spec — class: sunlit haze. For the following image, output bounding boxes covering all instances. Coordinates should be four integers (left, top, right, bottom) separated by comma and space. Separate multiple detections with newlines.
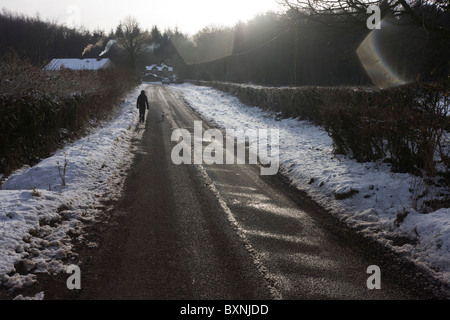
0, 0, 282, 35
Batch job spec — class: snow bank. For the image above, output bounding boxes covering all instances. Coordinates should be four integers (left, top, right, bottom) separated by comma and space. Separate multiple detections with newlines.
0, 86, 141, 292
171, 83, 450, 287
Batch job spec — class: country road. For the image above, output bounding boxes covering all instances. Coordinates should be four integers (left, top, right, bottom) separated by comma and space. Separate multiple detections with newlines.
36, 83, 446, 300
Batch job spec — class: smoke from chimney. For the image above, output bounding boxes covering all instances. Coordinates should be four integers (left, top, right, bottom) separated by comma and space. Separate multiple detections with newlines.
147, 43, 160, 53
99, 40, 117, 57
82, 39, 105, 57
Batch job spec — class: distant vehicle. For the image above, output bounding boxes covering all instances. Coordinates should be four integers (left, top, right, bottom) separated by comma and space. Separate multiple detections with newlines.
142, 73, 160, 82
162, 78, 170, 84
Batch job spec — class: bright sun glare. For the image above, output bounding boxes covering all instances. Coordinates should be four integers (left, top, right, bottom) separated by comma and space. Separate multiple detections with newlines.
150, 0, 280, 34
0, 0, 281, 36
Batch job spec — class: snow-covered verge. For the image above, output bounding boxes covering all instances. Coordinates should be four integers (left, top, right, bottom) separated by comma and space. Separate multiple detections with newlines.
171, 83, 450, 292
0, 86, 142, 298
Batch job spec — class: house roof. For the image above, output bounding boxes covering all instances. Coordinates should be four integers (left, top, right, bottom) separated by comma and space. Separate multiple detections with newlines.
45, 58, 112, 71
146, 63, 173, 72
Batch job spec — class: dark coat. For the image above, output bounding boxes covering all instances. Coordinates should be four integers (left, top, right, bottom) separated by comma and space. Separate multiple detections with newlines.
137, 93, 149, 110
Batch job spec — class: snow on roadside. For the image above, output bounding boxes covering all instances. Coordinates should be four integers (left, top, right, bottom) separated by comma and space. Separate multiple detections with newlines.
171, 83, 450, 288
0, 86, 142, 294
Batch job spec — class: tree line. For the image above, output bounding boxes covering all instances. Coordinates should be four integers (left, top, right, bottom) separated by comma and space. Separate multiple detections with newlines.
178, 0, 449, 86
1, 1, 449, 87
0, 9, 105, 65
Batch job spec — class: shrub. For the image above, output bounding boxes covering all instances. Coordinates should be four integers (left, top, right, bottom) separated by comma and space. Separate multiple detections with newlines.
0, 53, 135, 176
196, 80, 449, 180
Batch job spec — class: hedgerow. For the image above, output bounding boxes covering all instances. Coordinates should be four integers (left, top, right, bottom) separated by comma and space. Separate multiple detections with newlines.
196, 80, 449, 183
0, 53, 135, 176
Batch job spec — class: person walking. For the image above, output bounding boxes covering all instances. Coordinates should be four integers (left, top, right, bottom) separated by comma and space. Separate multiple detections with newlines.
137, 90, 149, 123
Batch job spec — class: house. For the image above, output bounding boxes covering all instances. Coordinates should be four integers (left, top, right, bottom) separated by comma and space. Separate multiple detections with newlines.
143, 63, 176, 82
44, 58, 113, 71
146, 63, 174, 73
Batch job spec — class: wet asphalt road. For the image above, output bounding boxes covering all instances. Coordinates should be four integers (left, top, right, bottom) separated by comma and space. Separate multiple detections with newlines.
39, 84, 448, 300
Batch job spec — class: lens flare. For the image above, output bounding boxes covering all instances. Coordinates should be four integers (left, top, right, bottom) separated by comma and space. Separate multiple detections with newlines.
357, 18, 408, 89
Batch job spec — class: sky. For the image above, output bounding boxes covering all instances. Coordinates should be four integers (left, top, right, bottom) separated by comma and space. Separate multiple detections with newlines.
0, 0, 284, 35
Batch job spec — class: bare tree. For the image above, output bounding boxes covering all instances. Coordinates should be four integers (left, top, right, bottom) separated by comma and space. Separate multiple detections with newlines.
280, 0, 450, 83
115, 16, 150, 72
280, 0, 450, 37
